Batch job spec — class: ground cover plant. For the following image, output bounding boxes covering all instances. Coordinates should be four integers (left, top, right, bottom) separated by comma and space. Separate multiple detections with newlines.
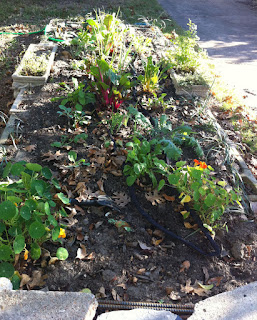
0, 1, 256, 311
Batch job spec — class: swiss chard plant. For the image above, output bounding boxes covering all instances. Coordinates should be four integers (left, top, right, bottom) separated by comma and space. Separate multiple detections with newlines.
0, 162, 69, 278
138, 56, 171, 93
86, 59, 133, 110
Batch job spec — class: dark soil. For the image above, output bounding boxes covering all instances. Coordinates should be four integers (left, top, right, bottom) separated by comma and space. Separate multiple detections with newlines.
0, 24, 257, 311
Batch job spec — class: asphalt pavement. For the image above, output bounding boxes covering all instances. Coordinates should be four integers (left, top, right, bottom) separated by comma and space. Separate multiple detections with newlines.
157, 0, 257, 114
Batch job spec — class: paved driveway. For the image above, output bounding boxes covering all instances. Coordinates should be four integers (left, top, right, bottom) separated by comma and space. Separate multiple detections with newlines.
157, 0, 257, 112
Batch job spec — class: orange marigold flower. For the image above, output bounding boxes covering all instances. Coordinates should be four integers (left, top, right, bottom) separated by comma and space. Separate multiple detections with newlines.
24, 249, 29, 260
58, 228, 66, 239
199, 161, 207, 169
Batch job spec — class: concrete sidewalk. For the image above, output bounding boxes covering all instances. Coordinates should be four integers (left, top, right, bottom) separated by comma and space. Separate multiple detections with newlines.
157, 0, 257, 113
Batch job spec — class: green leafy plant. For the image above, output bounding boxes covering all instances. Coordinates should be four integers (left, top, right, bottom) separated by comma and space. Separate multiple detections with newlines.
66, 151, 89, 168
123, 137, 170, 188
165, 19, 207, 73
20, 51, 49, 76
51, 133, 88, 149
167, 160, 240, 229
138, 56, 170, 93
86, 59, 133, 110
0, 162, 68, 278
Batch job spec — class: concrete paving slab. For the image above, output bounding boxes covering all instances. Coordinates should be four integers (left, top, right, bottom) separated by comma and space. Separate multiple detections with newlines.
157, 0, 257, 113
188, 281, 257, 320
0, 290, 98, 320
97, 308, 182, 320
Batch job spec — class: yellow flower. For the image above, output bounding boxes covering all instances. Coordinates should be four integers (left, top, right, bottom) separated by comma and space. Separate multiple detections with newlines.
58, 228, 66, 239
24, 249, 29, 260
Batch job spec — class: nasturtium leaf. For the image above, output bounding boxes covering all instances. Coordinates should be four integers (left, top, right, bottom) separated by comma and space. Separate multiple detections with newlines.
44, 202, 50, 215
52, 227, 60, 241
29, 221, 46, 239
21, 171, 32, 190
8, 225, 22, 237
0, 244, 12, 261
20, 205, 31, 220
191, 182, 200, 191
57, 193, 70, 205
198, 187, 206, 196
217, 180, 226, 187
24, 199, 37, 211
181, 195, 191, 204
11, 163, 25, 176
190, 168, 202, 180
0, 262, 14, 278
11, 274, 21, 290
31, 179, 46, 196
30, 242, 41, 260
47, 214, 58, 227
193, 190, 200, 201
126, 176, 136, 186
168, 174, 180, 185
176, 161, 186, 168
26, 163, 42, 172
0, 200, 17, 220
2, 162, 12, 178
204, 193, 216, 207
7, 196, 22, 204
0, 222, 6, 234
56, 247, 69, 260
13, 235, 25, 254
42, 167, 52, 179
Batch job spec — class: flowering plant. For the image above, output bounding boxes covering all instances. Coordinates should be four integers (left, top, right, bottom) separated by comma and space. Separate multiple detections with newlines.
168, 160, 240, 229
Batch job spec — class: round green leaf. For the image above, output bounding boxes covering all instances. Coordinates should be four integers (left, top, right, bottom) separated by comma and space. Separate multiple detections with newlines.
52, 227, 60, 241
42, 167, 52, 179
6, 196, 22, 204
0, 200, 17, 220
30, 243, 41, 260
56, 247, 69, 260
26, 163, 42, 172
57, 193, 70, 205
204, 193, 216, 207
8, 225, 22, 237
168, 174, 180, 185
13, 235, 25, 254
2, 162, 12, 179
24, 199, 37, 211
0, 262, 15, 278
11, 274, 21, 290
133, 163, 141, 175
0, 244, 12, 261
31, 179, 46, 196
20, 205, 31, 220
0, 222, 6, 235
29, 221, 46, 239
11, 163, 25, 176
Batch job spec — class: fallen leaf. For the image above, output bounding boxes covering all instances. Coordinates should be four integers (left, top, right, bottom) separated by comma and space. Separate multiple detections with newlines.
76, 244, 87, 259
138, 240, 152, 251
169, 291, 181, 301
202, 267, 209, 282
20, 274, 31, 288
98, 286, 107, 298
207, 276, 223, 287
163, 194, 175, 202
145, 190, 165, 206
153, 229, 164, 238
42, 150, 64, 162
86, 252, 95, 260
48, 257, 59, 265
137, 268, 146, 275
29, 270, 47, 288
180, 279, 211, 296
152, 238, 163, 246
113, 192, 131, 207
23, 144, 36, 152
180, 260, 191, 272
111, 288, 122, 301
184, 222, 198, 229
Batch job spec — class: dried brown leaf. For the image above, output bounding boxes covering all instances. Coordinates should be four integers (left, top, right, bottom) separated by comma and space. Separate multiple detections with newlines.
145, 190, 165, 206
76, 244, 87, 260
179, 260, 191, 272
113, 192, 131, 207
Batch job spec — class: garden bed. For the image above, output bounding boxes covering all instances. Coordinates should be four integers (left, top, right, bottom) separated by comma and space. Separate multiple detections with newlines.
0, 13, 257, 310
